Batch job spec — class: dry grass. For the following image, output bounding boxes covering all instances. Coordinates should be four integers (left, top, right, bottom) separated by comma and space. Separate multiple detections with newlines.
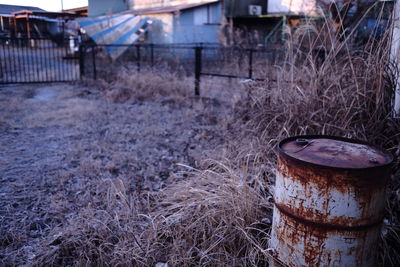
149, 161, 272, 266
105, 67, 192, 103
85, 60, 248, 106
32, 177, 148, 266
34, 161, 272, 267
230, 16, 398, 167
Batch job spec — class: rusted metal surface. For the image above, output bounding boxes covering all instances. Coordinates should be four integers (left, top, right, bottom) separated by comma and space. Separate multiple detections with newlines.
270, 135, 393, 267
270, 206, 381, 267
280, 137, 392, 169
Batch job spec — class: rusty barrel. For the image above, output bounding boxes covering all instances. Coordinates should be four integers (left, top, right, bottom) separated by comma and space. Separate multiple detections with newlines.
270, 135, 393, 267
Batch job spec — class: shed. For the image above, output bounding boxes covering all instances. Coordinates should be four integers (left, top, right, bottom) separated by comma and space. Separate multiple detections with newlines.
0, 4, 44, 37
11, 10, 83, 39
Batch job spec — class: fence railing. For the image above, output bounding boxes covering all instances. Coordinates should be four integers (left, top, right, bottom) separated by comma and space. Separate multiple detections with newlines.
0, 38, 80, 84
80, 43, 285, 96
0, 38, 334, 91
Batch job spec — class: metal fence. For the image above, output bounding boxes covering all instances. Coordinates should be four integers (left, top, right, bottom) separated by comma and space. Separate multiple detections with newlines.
81, 43, 285, 96
0, 38, 284, 95
0, 38, 80, 84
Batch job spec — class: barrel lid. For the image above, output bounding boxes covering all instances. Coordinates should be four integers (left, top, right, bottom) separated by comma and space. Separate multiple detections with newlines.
279, 135, 393, 169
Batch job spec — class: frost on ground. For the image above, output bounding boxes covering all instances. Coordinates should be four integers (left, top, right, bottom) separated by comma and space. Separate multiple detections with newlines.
0, 83, 233, 265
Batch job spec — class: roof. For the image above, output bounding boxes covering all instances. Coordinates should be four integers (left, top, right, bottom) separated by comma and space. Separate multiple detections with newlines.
127, 1, 219, 15
63, 6, 88, 13
0, 4, 44, 15
63, 6, 88, 16
13, 10, 84, 19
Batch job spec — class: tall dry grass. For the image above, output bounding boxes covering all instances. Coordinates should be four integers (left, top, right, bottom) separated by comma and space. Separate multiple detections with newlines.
228, 8, 400, 266
35, 6, 400, 266
148, 161, 272, 266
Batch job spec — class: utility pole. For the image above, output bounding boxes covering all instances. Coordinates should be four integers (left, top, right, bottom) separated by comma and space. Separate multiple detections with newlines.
61, 0, 64, 11
391, 0, 400, 116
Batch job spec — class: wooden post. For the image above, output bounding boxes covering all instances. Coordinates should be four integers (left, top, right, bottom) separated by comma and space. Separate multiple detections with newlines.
8, 17, 12, 37
13, 17, 17, 38
26, 16, 31, 39
391, 0, 400, 116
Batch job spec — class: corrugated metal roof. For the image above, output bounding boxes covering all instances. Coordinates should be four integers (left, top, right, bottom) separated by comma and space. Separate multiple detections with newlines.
28, 15, 62, 23
0, 4, 44, 15
126, 1, 219, 15
77, 13, 152, 60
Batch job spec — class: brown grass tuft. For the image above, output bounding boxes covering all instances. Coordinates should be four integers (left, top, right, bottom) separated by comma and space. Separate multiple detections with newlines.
105, 67, 192, 103
149, 161, 272, 266
34, 177, 151, 266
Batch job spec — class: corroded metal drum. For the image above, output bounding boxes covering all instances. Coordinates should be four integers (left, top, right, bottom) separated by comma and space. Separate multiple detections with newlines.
270, 135, 393, 267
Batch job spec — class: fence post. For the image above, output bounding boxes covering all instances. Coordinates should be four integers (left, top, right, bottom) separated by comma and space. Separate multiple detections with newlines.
150, 43, 154, 67
194, 46, 202, 96
79, 44, 85, 78
248, 49, 253, 79
91, 44, 97, 80
136, 44, 141, 72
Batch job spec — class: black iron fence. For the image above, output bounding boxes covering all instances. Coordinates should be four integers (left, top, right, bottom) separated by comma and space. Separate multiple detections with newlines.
0, 38, 284, 94
0, 38, 80, 84
80, 43, 284, 96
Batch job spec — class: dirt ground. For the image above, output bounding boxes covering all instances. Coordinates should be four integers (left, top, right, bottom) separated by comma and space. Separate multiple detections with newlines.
0, 82, 232, 265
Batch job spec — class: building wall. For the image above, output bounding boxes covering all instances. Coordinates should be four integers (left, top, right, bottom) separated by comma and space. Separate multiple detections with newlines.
142, 2, 221, 44
88, 0, 128, 16
145, 13, 174, 43
268, 0, 317, 15
129, 0, 217, 10
173, 2, 221, 43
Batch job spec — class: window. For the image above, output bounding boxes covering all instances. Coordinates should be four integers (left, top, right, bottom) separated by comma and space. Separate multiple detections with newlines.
194, 4, 220, 25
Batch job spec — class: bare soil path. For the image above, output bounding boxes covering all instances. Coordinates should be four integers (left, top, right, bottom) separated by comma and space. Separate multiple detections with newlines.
0, 83, 229, 265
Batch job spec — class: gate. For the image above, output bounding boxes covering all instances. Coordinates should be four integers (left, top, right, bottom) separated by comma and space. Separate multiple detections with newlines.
0, 38, 80, 84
